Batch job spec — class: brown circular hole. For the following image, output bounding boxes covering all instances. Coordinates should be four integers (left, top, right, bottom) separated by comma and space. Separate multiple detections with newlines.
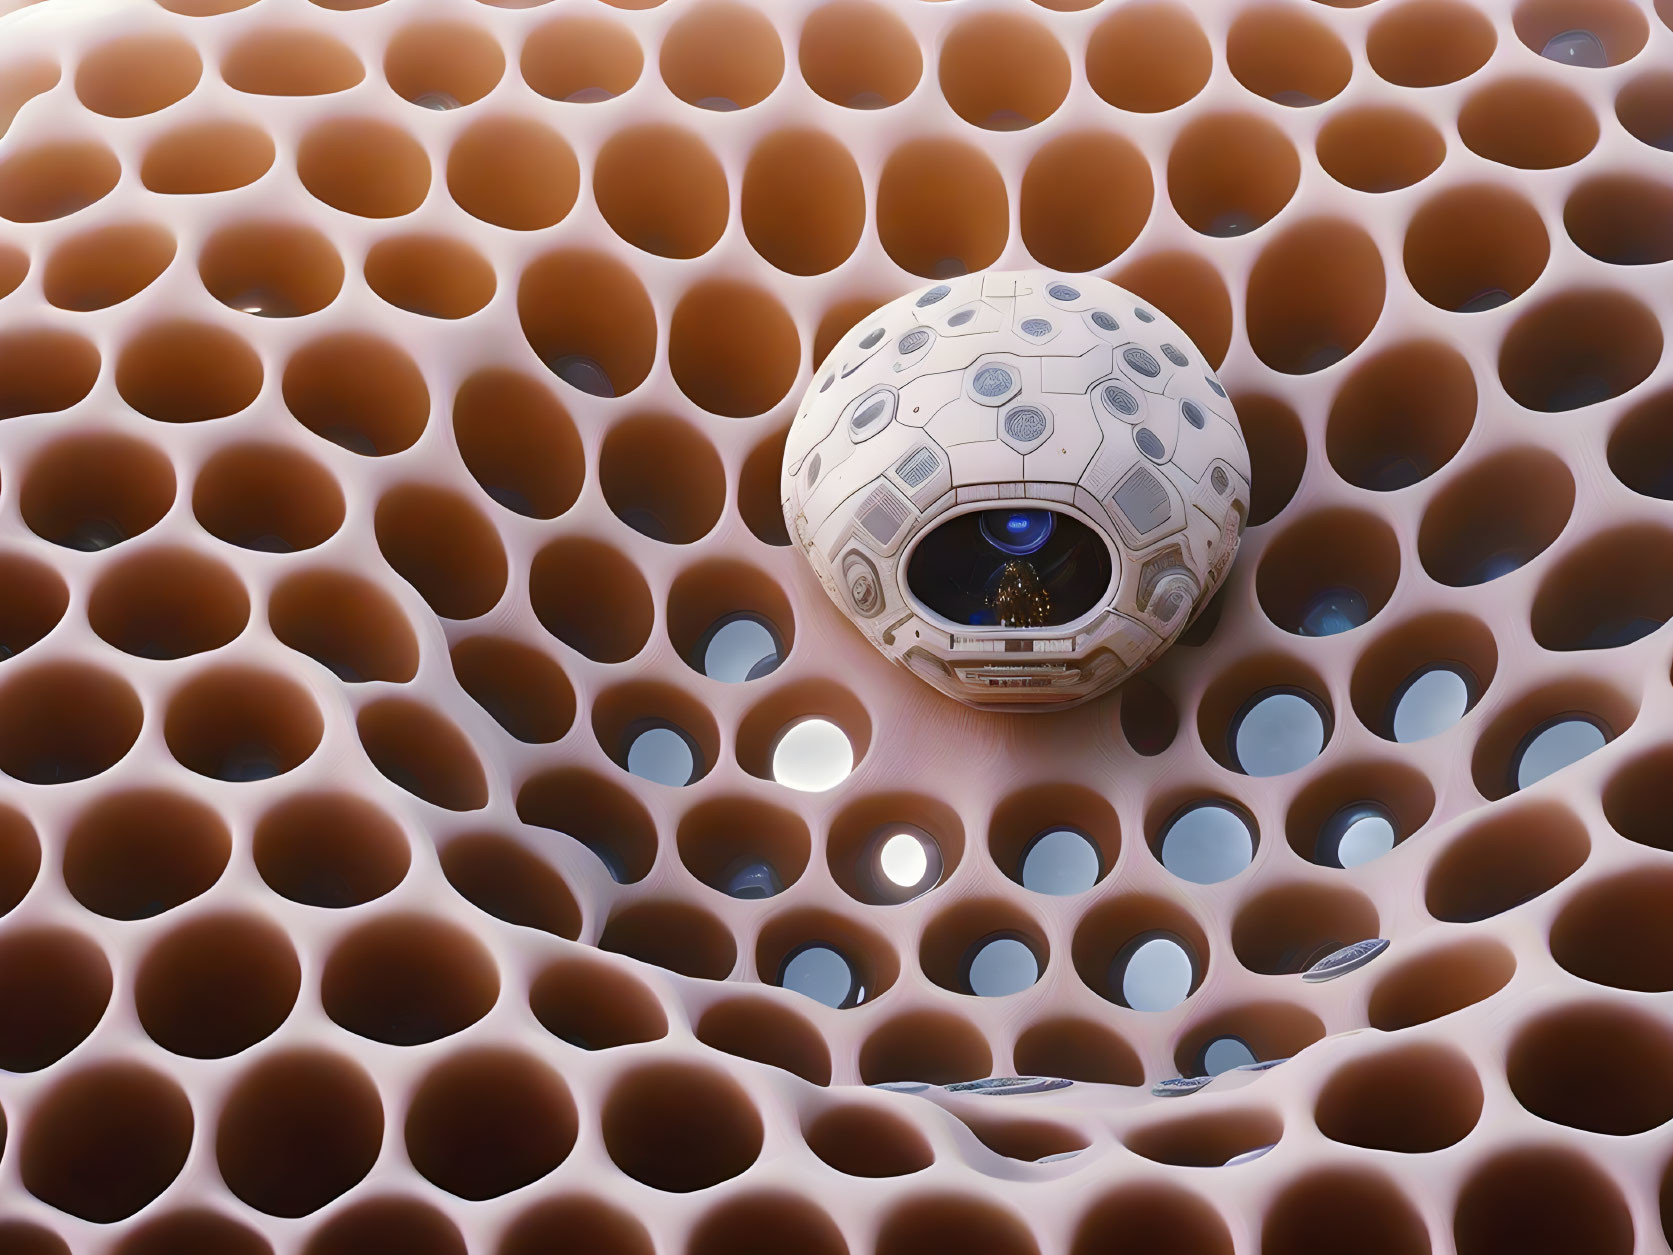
136, 912, 298, 1058
0, 328, 97, 419
1285, 757, 1436, 864
440, 831, 581, 939
1167, 112, 1297, 239
1317, 105, 1445, 193
357, 697, 487, 811
302, 1200, 462, 1255
193, 442, 343, 552
1071, 892, 1210, 1004
77, 33, 202, 116
454, 368, 582, 518
1609, 387, 1673, 499
1237, 392, 1304, 525
989, 781, 1119, 891
660, 0, 783, 109
297, 117, 430, 217
1316, 1042, 1481, 1152
1073, 1185, 1235, 1255
0, 803, 38, 917
602, 1063, 762, 1191
799, 0, 921, 108
1022, 131, 1151, 269
0, 139, 120, 222
939, 12, 1067, 130
1246, 218, 1384, 373
502, 1200, 651, 1255
518, 766, 657, 883
0, 662, 141, 785
1500, 288, 1660, 412
1565, 173, 1673, 266
519, 248, 657, 398
217, 1050, 382, 1217
1227, 4, 1351, 105
696, 998, 832, 1086
407, 1049, 576, 1200
1120, 677, 1179, 757
594, 124, 727, 258
119, 320, 263, 423
1194, 650, 1333, 774
375, 483, 506, 618
1086, 2, 1211, 112
742, 129, 863, 275
1368, 938, 1515, 1030
860, 1010, 993, 1085
1327, 341, 1474, 490
530, 536, 652, 662
22, 433, 174, 551
669, 278, 800, 418
1455, 1149, 1631, 1255
522, 15, 642, 102
448, 116, 577, 231
1605, 743, 1673, 852
919, 897, 1047, 996
222, 28, 363, 95
1232, 882, 1378, 975
1265, 1170, 1430, 1255
690, 1195, 845, 1255
164, 665, 321, 782
601, 414, 724, 541
44, 222, 174, 311
114, 1211, 271, 1255
677, 794, 810, 896
63, 788, 228, 919
1427, 801, 1589, 923
270, 567, 418, 683
1470, 678, 1634, 800
756, 905, 900, 1004
141, 119, 274, 194
365, 234, 495, 319
599, 899, 736, 980
735, 678, 872, 785
1532, 524, 1673, 650
1369, 0, 1496, 84
1510, 1002, 1673, 1134
1618, 70, 1673, 151
90, 545, 248, 659
1513, 0, 1647, 65
285, 332, 429, 456
878, 138, 1007, 279
1173, 1000, 1325, 1076
1111, 249, 1234, 369
1348, 611, 1497, 742
323, 914, 498, 1044
804, 1102, 934, 1177
386, 19, 504, 106
1459, 76, 1597, 168
0, 552, 68, 662
0, 926, 110, 1070
1255, 507, 1400, 636
825, 790, 964, 904
1405, 183, 1548, 312
530, 954, 667, 1049
1418, 446, 1573, 586
199, 220, 343, 317
253, 792, 409, 907
21, 1063, 191, 1224
876, 1196, 1038, 1255
1554, 867, 1673, 991
1015, 1017, 1143, 1085
740, 424, 792, 545
452, 635, 575, 743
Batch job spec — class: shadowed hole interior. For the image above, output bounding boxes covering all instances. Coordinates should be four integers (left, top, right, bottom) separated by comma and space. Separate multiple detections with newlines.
530, 955, 668, 1049
64, 788, 229, 919
90, 546, 248, 659
253, 792, 409, 908
0, 926, 111, 1071
135, 912, 300, 1058
163, 666, 322, 783
601, 1063, 762, 1192
321, 914, 498, 1045
440, 832, 581, 939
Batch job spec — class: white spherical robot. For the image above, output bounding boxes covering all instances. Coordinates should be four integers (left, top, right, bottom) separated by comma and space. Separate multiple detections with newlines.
781, 270, 1251, 710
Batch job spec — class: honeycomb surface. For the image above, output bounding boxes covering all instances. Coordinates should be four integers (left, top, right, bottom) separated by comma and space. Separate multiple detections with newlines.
0, 0, 1671, 1250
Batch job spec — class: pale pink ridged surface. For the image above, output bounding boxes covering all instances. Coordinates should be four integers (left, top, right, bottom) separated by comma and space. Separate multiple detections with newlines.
1, 0, 1672, 1251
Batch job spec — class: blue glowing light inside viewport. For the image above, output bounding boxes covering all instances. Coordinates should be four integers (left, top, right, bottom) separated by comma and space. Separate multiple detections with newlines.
980, 508, 1056, 556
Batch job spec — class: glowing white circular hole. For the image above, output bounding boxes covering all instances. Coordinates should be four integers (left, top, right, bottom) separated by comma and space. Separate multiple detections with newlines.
771, 718, 853, 792
879, 831, 928, 887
